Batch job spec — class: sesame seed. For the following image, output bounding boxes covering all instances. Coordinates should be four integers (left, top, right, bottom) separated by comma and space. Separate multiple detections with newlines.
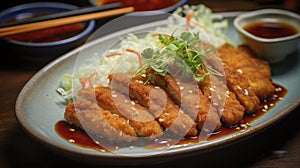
213, 102, 219, 106
237, 86, 242, 90
154, 86, 160, 89
131, 107, 136, 111
188, 90, 193, 94
209, 87, 215, 92
180, 86, 185, 90
124, 99, 128, 103
131, 101, 135, 105
236, 69, 243, 74
141, 74, 146, 77
69, 128, 75, 132
279, 97, 283, 100
244, 89, 249, 96
240, 124, 247, 128
270, 103, 275, 107
68, 139, 75, 143
115, 146, 119, 150
226, 91, 230, 97
158, 118, 165, 122
112, 94, 117, 98
275, 87, 282, 92
217, 94, 222, 100
138, 80, 144, 84
264, 105, 268, 110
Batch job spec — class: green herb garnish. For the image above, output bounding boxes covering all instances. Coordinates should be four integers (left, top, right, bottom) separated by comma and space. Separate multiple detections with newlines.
134, 31, 222, 82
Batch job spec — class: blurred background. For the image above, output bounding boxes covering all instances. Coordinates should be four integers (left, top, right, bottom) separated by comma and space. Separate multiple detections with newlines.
0, 0, 299, 13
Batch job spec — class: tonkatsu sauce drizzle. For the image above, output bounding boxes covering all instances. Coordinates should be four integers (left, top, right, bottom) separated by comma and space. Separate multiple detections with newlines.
55, 83, 287, 151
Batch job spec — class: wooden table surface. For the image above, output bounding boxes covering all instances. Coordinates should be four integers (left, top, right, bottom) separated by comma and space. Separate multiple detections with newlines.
0, 0, 299, 167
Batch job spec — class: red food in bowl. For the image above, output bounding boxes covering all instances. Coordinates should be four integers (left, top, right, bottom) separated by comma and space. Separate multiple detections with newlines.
95, 0, 178, 11
7, 23, 85, 43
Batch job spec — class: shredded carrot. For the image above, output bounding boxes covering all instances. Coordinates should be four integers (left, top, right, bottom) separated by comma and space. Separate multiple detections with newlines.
106, 53, 123, 57
125, 48, 143, 66
80, 72, 96, 89
186, 11, 195, 29
186, 11, 210, 34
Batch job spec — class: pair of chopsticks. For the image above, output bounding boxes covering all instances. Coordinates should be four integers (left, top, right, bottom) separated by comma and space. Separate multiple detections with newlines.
0, 3, 135, 37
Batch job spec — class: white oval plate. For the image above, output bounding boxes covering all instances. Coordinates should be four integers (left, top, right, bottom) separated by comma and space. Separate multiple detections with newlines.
15, 13, 300, 165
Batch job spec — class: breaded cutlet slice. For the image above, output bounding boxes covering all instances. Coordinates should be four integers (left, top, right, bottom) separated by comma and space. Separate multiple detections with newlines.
78, 87, 163, 138
204, 51, 260, 113
217, 43, 274, 100
109, 73, 199, 137
64, 100, 137, 143
238, 45, 272, 79
143, 70, 222, 132
199, 74, 245, 126
222, 63, 260, 113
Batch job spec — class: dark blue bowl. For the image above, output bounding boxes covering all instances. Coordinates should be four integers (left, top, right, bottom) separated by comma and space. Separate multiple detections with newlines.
0, 2, 96, 62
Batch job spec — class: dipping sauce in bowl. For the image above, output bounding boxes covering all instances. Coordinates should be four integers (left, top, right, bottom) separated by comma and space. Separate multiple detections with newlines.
243, 21, 298, 39
234, 9, 300, 63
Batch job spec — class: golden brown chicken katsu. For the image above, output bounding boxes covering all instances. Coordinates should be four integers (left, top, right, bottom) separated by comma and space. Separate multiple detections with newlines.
109, 73, 198, 137
217, 43, 275, 100
64, 43, 276, 142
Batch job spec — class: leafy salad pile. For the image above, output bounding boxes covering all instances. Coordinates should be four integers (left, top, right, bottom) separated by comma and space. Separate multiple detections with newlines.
57, 4, 231, 102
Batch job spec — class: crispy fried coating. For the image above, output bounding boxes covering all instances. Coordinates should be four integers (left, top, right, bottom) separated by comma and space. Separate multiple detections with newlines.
238, 45, 272, 79
78, 87, 163, 138
64, 100, 137, 142
205, 51, 260, 113
109, 73, 198, 137
222, 63, 260, 113
199, 74, 245, 126
217, 43, 274, 100
145, 70, 222, 132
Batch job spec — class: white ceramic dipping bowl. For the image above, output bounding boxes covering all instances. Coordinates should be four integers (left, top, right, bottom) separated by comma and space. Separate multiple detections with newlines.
234, 9, 300, 63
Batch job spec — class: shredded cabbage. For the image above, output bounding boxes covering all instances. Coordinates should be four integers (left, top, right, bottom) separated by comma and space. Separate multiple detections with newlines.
56, 4, 231, 101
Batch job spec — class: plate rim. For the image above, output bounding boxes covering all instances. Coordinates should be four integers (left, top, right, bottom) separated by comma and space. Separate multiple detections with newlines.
15, 11, 300, 163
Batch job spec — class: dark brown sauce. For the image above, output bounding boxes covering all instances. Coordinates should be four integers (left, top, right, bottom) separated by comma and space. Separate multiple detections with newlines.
243, 21, 298, 39
55, 83, 287, 151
